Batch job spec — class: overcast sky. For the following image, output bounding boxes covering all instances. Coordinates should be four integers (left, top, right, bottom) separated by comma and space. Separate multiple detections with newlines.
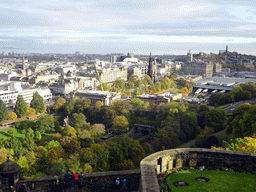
1, 0, 256, 55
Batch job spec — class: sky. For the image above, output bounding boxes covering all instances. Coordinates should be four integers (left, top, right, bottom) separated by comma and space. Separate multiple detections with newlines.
1, 0, 256, 55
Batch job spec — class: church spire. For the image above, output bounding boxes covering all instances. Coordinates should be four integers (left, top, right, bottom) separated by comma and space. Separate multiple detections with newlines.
148, 52, 153, 81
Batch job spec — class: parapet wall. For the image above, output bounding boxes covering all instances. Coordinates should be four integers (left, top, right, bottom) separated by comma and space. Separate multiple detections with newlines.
140, 148, 256, 192
0, 170, 140, 192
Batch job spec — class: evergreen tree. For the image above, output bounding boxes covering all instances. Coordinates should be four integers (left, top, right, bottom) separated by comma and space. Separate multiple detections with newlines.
14, 95, 28, 118
30, 91, 44, 113
0, 99, 8, 121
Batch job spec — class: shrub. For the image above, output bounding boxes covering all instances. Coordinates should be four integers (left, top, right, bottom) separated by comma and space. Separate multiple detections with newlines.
8, 112, 17, 120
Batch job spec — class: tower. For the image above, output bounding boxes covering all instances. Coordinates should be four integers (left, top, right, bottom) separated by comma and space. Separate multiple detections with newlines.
22, 54, 25, 71
22, 54, 26, 76
148, 52, 153, 81
225, 45, 228, 62
187, 50, 193, 62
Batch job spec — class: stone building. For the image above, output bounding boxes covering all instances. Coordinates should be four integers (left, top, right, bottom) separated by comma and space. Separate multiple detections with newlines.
135, 94, 170, 105
75, 90, 121, 106
213, 63, 222, 73
99, 66, 127, 83
182, 61, 213, 78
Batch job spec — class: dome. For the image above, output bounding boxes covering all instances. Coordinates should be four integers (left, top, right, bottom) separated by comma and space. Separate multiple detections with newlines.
0, 156, 21, 174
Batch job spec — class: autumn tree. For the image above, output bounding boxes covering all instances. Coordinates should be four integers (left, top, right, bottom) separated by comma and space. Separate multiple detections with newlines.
70, 113, 90, 131
90, 123, 106, 139
0, 99, 8, 121
62, 125, 77, 138
14, 95, 28, 118
52, 98, 66, 112
142, 75, 153, 85
0, 148, 14, 164
77, 129, 92, 148
8, 112, 17, 120
111, 115, 129, 134
30, 91, 44, 113
90, 144, 109, 171
26, 108, 36, 115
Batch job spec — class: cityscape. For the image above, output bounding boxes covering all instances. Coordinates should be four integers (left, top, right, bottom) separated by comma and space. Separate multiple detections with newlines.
0, 1, 256, 192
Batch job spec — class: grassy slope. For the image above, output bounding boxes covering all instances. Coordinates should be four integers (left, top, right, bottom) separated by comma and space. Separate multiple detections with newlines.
0, 128, 25, 139
166, 169, 256, 192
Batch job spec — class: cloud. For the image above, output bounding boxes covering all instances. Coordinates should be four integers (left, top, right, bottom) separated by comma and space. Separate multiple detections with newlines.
1, 0, 256, 54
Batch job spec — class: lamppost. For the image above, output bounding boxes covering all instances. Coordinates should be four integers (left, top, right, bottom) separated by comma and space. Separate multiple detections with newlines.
200, 166, 205, 177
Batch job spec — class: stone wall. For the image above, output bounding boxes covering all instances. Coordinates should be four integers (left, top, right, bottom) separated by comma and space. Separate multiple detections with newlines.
139, 148, 256, 192
0, 170, 140, 192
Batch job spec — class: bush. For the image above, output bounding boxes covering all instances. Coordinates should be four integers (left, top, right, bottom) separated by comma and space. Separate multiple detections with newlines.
8, 112, 17, 120
7, 129, 14, 134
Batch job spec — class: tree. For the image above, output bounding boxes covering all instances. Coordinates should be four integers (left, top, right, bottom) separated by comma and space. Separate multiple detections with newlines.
82, 163, 93, 173
70, 113, 90, 131
52, 98, 66, 112
0, 148, 14, 164
9, 136, 25, 160
8, 112, 17, 120
205, 109, 227, 132
114, 79, 126, 91
62, 125, 77, 138
106, 141, 125, 170
180, 112, 201, 140
110, 136, 145, 166
33, 114, 55, 133
142, 75, 153, 85
111, 115, 129, 134
90, 144, 109, 171
90, 123, 106, 138
26, 108, 36, 115
64, 97, 79, 115
50, 160, 66, 176
0, 99, 8, 121
58, 136, 81, 152
74, 98, 91, 113
66, 153, 81, 173
130, 98, 149, 111
17, 156, 29, 176
77, 129, 92, 148
30, 91, 44, 113
79, 148, 97, 168
22, 128, 37, 150
34, 131, 42, 142
14, 95, 28, 118
47, 149, 59, 164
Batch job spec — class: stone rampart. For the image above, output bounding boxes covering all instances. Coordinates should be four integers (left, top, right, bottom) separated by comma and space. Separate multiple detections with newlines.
0, 169, 140, 192
139, 148, 256, 192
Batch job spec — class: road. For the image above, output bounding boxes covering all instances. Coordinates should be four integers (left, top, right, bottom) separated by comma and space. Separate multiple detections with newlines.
223, 98, 256, 113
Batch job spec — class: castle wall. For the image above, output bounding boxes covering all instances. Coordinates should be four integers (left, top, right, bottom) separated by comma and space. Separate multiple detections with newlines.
140, 148, 256, 192
0, 170, 140, 192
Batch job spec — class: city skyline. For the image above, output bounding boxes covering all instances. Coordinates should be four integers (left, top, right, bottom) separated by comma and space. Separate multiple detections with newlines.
1, 1, 256, 55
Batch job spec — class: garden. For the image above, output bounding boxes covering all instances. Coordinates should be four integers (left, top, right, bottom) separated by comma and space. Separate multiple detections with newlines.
165, 168, 256, 192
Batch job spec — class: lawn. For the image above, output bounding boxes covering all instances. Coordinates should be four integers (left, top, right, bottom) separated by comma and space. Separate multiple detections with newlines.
0, 128, 25, 139
166, 169, 256, 192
